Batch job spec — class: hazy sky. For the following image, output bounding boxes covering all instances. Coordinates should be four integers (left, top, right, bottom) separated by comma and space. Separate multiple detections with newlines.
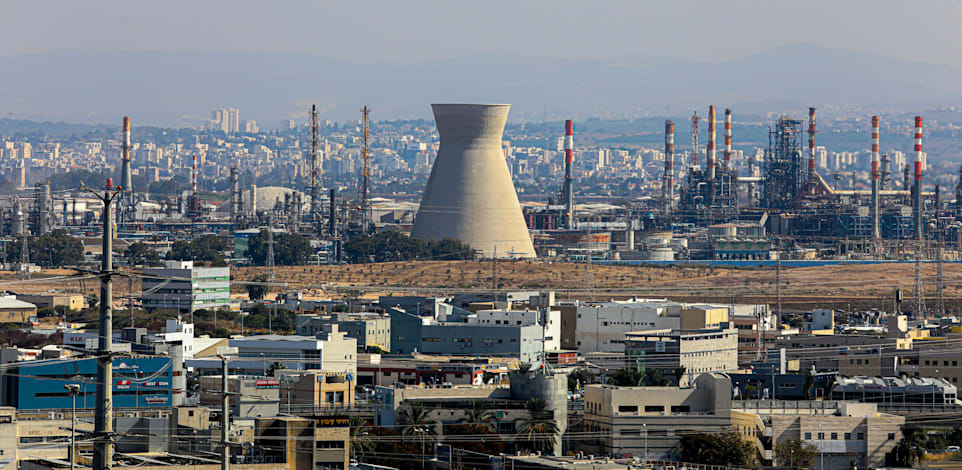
2, 1, 961, 66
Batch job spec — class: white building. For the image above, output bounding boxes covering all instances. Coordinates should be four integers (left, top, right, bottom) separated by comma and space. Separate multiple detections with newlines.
569, 300, 681, 353
469, 308, 561, 352
141, 260, 230, 313
145, 317, 196, 359
190, 325, 358, 375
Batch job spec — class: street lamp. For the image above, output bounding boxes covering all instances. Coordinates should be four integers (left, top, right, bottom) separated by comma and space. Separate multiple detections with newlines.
64, 383, 81, 470
643, 423, 648, 463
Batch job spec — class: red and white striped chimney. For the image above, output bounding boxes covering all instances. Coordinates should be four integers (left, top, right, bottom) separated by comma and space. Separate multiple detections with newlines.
707, 105, 716, 179
192, 154, 198, 194
723, 108, 732, 168
871, 116, 880, 182
564, 120, 574, 166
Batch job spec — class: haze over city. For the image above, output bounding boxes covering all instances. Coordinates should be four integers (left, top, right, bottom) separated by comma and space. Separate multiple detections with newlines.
1, 3, 962, 470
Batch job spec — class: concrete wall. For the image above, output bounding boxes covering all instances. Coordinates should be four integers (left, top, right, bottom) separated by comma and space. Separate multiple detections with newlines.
411, 104, 535, 258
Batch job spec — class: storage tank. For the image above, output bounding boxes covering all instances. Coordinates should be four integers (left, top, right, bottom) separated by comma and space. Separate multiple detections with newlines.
411, 104, 535, 258
647, 246, 675, 261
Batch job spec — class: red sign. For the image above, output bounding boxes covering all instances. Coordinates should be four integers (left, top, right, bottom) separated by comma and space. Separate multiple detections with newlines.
116, 380, 131, 389
255, 379, 280, 388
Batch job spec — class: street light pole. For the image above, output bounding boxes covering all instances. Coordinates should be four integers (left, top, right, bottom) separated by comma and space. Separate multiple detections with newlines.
65, 384, 80, 470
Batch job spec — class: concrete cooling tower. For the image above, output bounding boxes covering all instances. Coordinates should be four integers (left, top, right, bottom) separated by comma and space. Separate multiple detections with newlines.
411, 104, 536, 258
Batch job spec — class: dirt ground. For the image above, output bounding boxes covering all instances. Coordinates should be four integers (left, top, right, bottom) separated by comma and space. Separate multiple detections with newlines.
6, 261, 959, 313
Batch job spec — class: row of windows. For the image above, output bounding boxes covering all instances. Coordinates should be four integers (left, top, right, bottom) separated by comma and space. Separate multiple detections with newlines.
804, 431, 865, 441
924, 359, 959, 367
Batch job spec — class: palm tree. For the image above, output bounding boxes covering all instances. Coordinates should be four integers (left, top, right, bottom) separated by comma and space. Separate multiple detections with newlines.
401, 403, 438, 467
349, 415, 374, 459
462, 400, 495, 432
400, 403, 438, 436
516, 398, 560, 455
672, 366, 687, 385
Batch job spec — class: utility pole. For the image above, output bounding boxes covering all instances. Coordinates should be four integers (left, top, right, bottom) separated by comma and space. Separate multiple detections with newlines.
85, 178, 122, 470
222, 355, 230, 470
360, 106, 371, 232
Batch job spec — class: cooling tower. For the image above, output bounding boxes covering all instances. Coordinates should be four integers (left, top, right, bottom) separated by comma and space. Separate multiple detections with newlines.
411, 104, 536, 258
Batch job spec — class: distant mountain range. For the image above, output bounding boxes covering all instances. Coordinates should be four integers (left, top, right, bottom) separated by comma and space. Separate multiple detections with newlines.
1, 43, 960, 127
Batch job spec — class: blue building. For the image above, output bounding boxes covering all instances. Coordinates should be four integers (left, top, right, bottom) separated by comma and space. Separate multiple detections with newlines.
1, 356, 174, 410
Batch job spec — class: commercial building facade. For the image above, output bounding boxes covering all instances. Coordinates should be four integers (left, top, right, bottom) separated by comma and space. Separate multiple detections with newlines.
142, 260, 230, 313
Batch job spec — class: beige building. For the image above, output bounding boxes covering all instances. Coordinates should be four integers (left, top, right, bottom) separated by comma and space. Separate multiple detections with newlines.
0, 296, 37, 323
582, 374, 740, 460
14, 294, 84, 312
624, 326, 739, 382
275, 370, 356, 414
254, 416, 350, 470
769, 403, 904, 469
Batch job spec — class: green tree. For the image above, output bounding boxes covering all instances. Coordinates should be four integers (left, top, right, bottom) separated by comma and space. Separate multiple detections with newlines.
609, 367, 644, 386
343, 230, 474, 263
776, 439, 818, 469
124, 242, 160, 266
4, 230, 84, 268
246, 274, 268, 300
677, 431, 756, 466
167, 234, 229, 265
247, 230, 313, 266
515, 398, 560, 455
888, 424, 926, 467
672, 366, 687, 385
567, 368, 595, 392
349, 415, 374, 459
462, 400, 495, 432
644, 368, 671, 386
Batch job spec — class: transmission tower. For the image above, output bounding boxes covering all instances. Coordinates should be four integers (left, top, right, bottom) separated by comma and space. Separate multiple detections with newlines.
360, 105, 371, 232
775, 238, 781, 328
690, 111, 700, 166
937, 231, 945, 317
310, 104, 320, 232
913, 240, 924, 319
266, 218, 275, 283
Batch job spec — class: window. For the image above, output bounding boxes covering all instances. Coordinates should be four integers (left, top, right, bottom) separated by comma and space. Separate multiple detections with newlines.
670, 405, 690, 413
804, 432, 812, 440
620, 429, 641, 436
844, 433, 852, 440
644, 405, 665, 413
888, 433, 896, 440
831, 432, 838, 440
817, 432, 825, 440
317, 440, 345, 449
618, 405, 638, 413
857, 433, 864, 440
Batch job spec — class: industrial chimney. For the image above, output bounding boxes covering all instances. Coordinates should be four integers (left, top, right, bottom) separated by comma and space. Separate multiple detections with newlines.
411, 104, 536, 258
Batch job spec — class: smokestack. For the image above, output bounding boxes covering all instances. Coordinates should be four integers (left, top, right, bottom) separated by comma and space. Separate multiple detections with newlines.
121, 116, 132, 193
37, 183, 50, 234
564, 119, 574, 229
229, 166, 238, 224
871, 116, 881, 241
707, 105, 716, 179
191, 154, 197, 195
914, 116, 924, 240
808, 108, 816, 186
329, 188, 337, 237
723, 108, 732, 169
664, 120, 674, 215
